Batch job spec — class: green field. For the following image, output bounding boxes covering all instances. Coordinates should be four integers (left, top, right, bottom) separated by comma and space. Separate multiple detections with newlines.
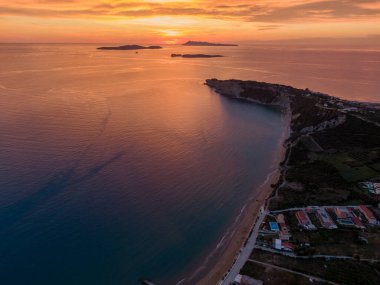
316, 153, 379, 182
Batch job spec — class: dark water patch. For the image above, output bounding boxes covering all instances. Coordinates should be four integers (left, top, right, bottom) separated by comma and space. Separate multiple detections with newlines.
0, 151, 125, 233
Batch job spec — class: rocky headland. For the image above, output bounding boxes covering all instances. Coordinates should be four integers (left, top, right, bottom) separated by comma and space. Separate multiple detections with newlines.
97, 45, 162, 50
206, 78, 380, 137
183, 41, 238, 47
171, 54, 224, 58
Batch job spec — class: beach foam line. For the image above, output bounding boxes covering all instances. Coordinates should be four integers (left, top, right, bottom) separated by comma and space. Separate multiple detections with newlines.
179, 164, 281, 285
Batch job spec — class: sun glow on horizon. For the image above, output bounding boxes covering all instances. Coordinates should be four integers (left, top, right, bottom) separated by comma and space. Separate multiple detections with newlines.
161, 30, 181, 37
0, 0, 380, 43
145, 0, 194, 2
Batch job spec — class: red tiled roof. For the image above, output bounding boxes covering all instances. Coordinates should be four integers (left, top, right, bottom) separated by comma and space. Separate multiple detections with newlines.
352, 216, 364, 228
359, 205, 376, 221
296, 211, 308, 225
282, 242, 295, 249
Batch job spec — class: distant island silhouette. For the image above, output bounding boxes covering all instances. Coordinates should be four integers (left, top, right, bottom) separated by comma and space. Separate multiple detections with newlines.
171, 54, 224, 58
183, 41, 238, 46
97, 45, 162, 50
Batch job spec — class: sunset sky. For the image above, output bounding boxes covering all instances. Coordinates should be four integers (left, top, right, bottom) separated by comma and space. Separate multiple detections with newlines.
1, 0, 380, 43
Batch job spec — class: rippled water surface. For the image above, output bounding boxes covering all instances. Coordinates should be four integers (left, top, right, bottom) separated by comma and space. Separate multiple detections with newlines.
0, 44, 379, 285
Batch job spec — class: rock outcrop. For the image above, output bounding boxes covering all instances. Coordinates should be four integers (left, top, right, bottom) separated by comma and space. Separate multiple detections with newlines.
183, 41, 238, 47
97, 45, 162, 50
205, 79, 351, 137
171, 54, 224, 58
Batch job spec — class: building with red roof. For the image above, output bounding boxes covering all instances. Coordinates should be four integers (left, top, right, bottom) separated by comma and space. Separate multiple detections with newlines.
295, 210, 316, 230
282, 242, 295, 252
351, 216, 365, 229
276, 214, 291, 240
316, 209, 337, 229
359, 205, 377, 224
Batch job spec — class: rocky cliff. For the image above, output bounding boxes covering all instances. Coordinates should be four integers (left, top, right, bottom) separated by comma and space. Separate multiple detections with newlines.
205, 79, 347, 136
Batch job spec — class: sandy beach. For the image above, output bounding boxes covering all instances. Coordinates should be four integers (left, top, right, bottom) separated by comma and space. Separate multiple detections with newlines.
196, 111, 291, 285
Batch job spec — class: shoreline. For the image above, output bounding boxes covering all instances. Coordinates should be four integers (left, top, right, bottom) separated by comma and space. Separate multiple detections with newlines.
193, 109, 291, 285
198, 78, 380, 285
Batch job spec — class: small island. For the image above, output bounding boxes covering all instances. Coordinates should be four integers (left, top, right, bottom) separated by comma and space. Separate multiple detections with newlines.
97, 45, 162, 50
171, 54, 224, 58
183, 41, 238, 47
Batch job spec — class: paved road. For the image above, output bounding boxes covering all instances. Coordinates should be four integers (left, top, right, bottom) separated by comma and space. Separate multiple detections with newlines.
254, 245, 379, 262
219, 210, 268, 285
270, 207, 304, 213
270, 205, 363, 214
246, 259, 340, 285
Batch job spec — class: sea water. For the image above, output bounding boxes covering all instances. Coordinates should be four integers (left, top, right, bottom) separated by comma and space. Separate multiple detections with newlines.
0, 44, 379, 285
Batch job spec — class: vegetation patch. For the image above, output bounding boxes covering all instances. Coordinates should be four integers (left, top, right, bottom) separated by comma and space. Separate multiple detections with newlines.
249, 249, 380, 285
316, 153, 379, 182
240, 261, 326, 285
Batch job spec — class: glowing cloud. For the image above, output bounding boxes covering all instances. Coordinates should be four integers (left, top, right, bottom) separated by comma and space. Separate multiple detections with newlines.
0, 0, 380, 43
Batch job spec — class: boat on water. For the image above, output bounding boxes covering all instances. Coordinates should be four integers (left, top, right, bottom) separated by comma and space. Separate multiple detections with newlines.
139, 278, 156, 285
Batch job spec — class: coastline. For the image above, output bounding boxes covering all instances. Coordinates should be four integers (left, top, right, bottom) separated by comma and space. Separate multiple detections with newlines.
196, 78, 380, 285
194, 109, 291, 285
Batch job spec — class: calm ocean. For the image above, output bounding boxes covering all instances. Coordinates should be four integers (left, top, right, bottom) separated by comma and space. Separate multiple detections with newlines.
0, 44, 379, 285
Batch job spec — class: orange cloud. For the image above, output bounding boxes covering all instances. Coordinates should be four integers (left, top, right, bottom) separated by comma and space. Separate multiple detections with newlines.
1, 1, 379, 21
0, 0, 380, 42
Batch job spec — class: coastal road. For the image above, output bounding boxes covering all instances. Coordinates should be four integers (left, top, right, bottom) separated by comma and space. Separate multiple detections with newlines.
254, 245, 379, 262
219, 210, 268, 285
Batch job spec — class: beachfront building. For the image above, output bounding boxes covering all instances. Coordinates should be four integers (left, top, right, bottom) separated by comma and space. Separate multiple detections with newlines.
295, 210, 316, 230
279, 227, 291, 240
272, 239, 294, 252
234, 274, 263, 285
352, 216, 365, 229
359, 205, 378, 224
273, 239, 282, 250
316, 209, 337, 229
276, 214, 291, 240
335, 207, 351, 219
282, 242, 295, 252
